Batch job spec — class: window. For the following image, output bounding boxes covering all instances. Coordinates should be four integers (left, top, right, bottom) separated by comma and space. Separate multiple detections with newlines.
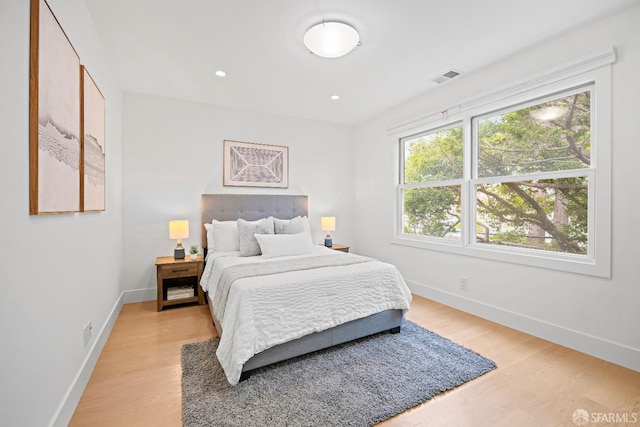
393, 51, 613, 278
400, 125, 463, 240
472, 88, 592, 255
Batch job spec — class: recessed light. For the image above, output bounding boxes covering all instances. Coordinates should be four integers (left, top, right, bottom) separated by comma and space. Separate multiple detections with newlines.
215, 70, 226, 77
330, 95, 340, 100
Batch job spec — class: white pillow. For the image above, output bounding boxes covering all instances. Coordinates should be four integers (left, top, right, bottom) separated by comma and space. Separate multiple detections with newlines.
301, 216, 312, 241
272, 216, 313, 244
204, 220, 239, 253
255, 233, 313, 259
273, 216, 304, 234
237, 217, 274, 256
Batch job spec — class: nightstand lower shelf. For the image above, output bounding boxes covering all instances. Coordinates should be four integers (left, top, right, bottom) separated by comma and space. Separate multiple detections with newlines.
162, 296, 199, 307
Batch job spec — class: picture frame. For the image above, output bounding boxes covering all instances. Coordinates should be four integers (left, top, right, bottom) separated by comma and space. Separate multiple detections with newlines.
29, 0, 81, 214
223, 140, 289, 188
80, 66, 106, 212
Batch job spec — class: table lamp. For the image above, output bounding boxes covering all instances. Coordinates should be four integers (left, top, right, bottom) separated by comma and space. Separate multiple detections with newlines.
169, 220, 189, 259
321, 216, 335, 247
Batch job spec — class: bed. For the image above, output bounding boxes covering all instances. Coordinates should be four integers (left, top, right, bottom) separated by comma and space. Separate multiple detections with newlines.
200, 194, 412, 385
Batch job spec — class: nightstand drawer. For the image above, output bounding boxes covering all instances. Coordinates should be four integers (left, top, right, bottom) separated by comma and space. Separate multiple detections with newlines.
162, 263, 198, 278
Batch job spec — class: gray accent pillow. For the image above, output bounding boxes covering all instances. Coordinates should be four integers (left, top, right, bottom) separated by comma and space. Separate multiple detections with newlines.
273, 216, 305, 234
237, 217, 275, 256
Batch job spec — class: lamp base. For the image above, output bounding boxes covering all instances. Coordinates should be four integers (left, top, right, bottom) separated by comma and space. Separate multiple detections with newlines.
324, 235, 333, 247
174, 247, 185, 260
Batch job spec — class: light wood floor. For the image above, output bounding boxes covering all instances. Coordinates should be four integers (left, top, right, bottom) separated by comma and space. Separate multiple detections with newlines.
70, 295, 640, 426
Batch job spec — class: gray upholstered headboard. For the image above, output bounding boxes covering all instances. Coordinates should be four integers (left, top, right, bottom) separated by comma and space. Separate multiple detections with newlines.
201, 194, 308, 251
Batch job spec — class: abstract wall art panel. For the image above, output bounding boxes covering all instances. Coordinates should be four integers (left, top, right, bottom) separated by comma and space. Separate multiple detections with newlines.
29, 0, 81, 214
80, 66, 106, 212
223, 140, 289, 188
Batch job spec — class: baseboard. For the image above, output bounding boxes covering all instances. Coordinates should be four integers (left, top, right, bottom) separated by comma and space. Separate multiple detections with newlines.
407, 280, 640, 372
122, 287, 156, 304
49, 292, 125, 427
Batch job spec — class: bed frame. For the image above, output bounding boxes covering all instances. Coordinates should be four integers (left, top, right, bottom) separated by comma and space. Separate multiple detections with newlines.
201, 194, 403, 381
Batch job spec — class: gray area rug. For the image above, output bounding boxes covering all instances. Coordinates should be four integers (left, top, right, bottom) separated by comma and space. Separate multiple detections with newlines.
182, 320, 496, 426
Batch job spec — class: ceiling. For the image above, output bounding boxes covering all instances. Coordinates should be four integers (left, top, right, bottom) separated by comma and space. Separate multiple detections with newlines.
84, 0, 636, 125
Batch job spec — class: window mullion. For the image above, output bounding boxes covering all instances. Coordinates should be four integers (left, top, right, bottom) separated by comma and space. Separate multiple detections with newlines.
462, 115, 473, 247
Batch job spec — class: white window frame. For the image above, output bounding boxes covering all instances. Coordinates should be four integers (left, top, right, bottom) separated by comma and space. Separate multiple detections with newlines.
391, 48, 613, 278
399, 122, 464, 243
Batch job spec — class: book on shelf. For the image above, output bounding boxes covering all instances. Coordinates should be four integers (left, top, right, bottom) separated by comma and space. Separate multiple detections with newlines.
167, 285, 194, 300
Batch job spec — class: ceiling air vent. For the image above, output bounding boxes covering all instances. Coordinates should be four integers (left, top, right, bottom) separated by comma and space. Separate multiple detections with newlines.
432, 70, 461, 84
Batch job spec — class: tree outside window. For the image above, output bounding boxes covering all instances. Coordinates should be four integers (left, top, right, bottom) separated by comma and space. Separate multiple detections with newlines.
401, 88, 591, 255
402, 125, 463, 240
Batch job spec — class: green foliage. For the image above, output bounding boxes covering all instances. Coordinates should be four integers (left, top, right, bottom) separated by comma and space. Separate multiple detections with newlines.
478, 92, 591, 177
403, 126, 463, 238
189, 245, 198, 254
404, 187, 460, 238
404, 126, 463, 183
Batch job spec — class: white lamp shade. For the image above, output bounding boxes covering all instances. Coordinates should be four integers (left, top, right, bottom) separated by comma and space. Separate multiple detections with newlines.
304, 22, 360, 59
321, 216, 336, 232
169, 220, 190, 240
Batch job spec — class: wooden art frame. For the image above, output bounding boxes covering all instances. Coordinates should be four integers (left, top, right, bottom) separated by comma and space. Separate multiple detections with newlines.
80, 66, 106, 212
29, 0, 81, 214
223, 140, 289, 188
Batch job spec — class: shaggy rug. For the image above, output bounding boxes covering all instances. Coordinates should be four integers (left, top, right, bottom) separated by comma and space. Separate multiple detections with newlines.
182, 320, 496, 426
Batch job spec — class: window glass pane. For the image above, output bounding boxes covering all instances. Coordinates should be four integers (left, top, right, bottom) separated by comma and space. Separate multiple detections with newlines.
475, 177, 588, 254
403, 186, 461, 239
477, 91, 591, 178
403, 126, 463, 184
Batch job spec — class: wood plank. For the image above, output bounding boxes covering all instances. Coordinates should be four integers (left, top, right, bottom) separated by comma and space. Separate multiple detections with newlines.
70, 296, 640, 426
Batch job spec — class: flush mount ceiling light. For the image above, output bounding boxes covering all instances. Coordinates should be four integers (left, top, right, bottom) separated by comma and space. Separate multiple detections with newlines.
304, 21, 360, 58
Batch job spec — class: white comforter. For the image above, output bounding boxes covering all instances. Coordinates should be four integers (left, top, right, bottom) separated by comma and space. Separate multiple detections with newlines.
200, 246, 412, 385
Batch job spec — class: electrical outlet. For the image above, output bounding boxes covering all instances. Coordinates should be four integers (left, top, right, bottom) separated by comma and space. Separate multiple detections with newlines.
459, 278, 469, 291
83, 321, 93, 347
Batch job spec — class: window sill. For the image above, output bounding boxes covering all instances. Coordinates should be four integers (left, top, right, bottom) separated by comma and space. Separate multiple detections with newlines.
391, 235, 610, 278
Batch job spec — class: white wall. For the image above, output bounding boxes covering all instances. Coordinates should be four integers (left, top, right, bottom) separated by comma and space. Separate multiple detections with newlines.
121, 93, 355, 297
354, 5, 640, 371
0, 0, 123, 426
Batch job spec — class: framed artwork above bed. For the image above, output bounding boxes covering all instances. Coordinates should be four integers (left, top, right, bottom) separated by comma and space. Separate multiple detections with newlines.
223, 140, 288, 188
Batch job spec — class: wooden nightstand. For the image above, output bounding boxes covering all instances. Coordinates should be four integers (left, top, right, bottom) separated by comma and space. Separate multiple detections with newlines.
329, 243, 349, 253
155, 255, 205, 311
